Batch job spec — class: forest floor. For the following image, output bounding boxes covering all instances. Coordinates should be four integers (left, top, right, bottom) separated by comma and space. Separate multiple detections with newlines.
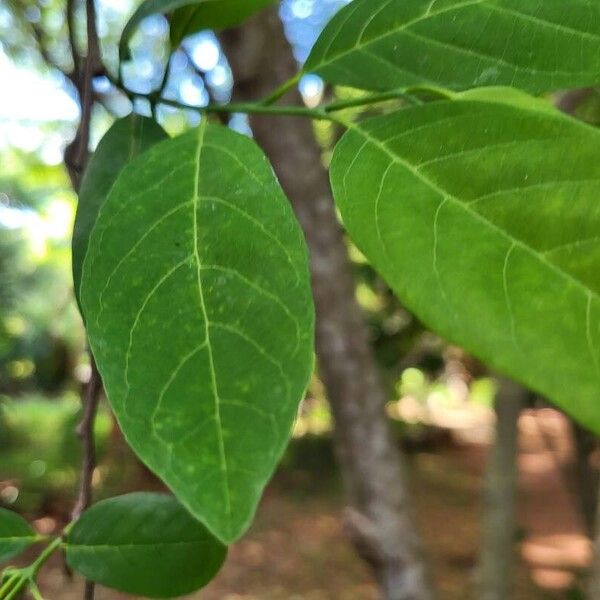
23, 409, 589, 599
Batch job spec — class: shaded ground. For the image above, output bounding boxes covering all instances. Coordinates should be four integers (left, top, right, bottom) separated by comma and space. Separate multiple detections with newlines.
8, 408, 594, 599
30, 437, 553, 599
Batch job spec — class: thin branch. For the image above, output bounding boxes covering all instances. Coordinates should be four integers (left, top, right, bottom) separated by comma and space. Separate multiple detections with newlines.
65, 0, 101, 189
67, 0, 80, 79
63, 4, 102, 600
71, 358, 102, 521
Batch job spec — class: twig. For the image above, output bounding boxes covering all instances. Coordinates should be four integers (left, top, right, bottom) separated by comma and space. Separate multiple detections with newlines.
63, 3, 103, 600
71, 358, 102, 521
67, 0, 80, 79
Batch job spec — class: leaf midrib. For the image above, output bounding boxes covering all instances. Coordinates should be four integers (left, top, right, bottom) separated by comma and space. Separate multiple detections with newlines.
308, 0, 599, 77
67, 539, 209, 550
350, 120, 600, 306
191, 121, 232, 531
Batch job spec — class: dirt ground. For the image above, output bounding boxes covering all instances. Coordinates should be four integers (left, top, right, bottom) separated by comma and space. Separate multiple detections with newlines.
18, 409, 590, 599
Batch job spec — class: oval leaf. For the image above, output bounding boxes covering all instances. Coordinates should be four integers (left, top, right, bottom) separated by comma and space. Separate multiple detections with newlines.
120, 0, 274, 61
73, 115, 167, 300
80, 121, 314, 543
170, 0, 276, 48
305, 0, 600, 93
330, 89, 600, 433
65, 493, 226, 598
0, 508, 37, 564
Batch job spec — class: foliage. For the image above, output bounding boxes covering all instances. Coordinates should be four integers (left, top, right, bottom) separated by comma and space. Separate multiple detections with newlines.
65, 493, 226, 597
80, 120, 315, 543
331, 87, 600, 434
72, 115, 167, 301
0, 395, 112, 512
304, 0, 600, 93
2, 0, 600, 597
0, 508, 37, 564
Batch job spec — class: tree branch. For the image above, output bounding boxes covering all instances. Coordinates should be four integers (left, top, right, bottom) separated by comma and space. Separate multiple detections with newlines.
67, 0, 80, 80
63, 3, 102, 600
71, 358, 102, 521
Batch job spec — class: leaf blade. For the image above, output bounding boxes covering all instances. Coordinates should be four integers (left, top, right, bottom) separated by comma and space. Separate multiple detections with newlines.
0, 508, 37, 564
80, 122, 314, 543
72, 115, 167, 301
120, 0, 275, 61
170, 0, 276, 48
305, 0, 600, 93
65, 493, 226, 598
330, 89, 600, 432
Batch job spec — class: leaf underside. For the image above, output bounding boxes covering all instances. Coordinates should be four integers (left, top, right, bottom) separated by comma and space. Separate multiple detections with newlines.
73, 115, 167, 301
306, 0, 600, 93
331, 90, 600, 433
65, 493, 226, 598
0, 508, 36, 564
81, 121, 314, 543
121, 0, 275, 60
170, 0, 276, 48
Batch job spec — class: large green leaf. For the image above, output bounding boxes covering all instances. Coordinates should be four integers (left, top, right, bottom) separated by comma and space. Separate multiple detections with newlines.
331, 88, 600, 433
65, 493, 226, 598
0, 508, 37, 564
170, 0, 276, 48
305, 0, 600, 93
72, 115, 167, 300
120, 0, 275, 61
80, 120, 314, 543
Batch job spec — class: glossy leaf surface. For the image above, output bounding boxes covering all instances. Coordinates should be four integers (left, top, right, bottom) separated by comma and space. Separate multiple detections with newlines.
81, 121, 314, 543
306, 0, 600, 93
65, 493, 226, 598
331, 89, 600, 432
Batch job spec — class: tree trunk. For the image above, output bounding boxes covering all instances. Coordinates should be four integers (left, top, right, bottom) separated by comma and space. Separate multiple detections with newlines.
478, 379, 526, 600
221, 10, 434, 600
589, 493, 600, 598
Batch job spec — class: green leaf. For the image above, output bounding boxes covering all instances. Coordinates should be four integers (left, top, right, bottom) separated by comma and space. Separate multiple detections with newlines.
65, 493, 226, 598
305, 0, 600, 94
120, 0, 275, 61
170, 0, 276, 49
80, 121, 314, 543
330, 88, 600, 433
72, 115, 167, 301
0, 508, 37, 564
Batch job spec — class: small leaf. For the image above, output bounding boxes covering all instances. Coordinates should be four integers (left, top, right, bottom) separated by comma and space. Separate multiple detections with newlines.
0, 508, 37, 564
330, 88, 600, 433
170, 0, 276, 48
72, 115, 167, 301
80, 121, 314, 543
65, 493, 226, 598
305, 0, 600, 93
120, 0, 275, 61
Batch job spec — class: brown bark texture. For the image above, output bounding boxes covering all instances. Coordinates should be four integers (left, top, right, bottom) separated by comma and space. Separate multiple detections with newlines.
221, 9, 434, 600
479, 379, 527, 600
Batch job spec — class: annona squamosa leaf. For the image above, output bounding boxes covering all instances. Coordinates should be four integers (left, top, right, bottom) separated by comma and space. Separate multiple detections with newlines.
330, 88, 600, 432
306, 0, 600, 93
0, 508, 37, 564
80, 120, 314, 543
65, 493, 226, 598
170, 0, 276, 48
120, 0, 275, 61
72, 115, 167, 301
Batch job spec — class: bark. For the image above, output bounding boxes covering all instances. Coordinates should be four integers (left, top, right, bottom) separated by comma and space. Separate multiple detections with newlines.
478, 379, 527, 600
221, 10, 434, 600
589, 494, 600, 598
